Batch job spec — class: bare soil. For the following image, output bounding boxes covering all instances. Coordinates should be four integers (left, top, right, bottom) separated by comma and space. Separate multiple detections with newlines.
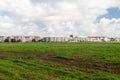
0, 52, 120, 74
36, 53, 120, 74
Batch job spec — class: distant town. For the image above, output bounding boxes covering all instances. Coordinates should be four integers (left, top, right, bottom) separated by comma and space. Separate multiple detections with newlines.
0, 35, 120, 42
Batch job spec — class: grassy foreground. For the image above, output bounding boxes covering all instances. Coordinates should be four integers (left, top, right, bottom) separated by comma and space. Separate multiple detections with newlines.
0, 42, 120, 80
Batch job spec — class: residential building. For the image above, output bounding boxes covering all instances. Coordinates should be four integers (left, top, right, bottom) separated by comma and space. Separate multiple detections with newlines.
0, 36, 5, 42
43, 37, 68, 42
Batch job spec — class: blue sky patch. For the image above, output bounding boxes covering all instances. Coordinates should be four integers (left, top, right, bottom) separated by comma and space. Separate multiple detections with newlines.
96, 7, 120, 22
34, 20, 46, 29
0, 10, 12, 16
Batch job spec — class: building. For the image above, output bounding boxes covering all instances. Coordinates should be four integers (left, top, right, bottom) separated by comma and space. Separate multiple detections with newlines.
0, 35, 119, 42
32, 36, 41, 42
22, 36, 41, 42
0, 36, 5, 42
115, 38, 120, 42
68, 36, 110, 42
86, 37, 109, 42
1, 36, 41, 42
8, 36, 23, 42
76, 37, 88, 42
43, 37, 68, 42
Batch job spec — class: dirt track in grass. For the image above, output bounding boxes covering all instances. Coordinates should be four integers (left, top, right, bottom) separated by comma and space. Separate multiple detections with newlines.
36, 53, 120, 74
0, 52, 120, 74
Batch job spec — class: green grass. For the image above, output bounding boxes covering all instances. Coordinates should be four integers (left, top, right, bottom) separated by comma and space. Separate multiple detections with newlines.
0, 42, 120, 80
0, 42, 120, 63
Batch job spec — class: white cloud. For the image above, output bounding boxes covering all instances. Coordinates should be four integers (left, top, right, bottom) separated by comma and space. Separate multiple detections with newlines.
96, 18, 120, 37
0, 0, 120, 37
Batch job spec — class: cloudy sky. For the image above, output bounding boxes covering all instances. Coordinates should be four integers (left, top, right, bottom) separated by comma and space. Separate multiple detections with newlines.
0, 0, 120, 37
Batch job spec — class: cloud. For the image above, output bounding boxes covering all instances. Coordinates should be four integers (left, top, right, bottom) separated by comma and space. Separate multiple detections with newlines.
96, 18, 120, 37
0, 0, 120, 37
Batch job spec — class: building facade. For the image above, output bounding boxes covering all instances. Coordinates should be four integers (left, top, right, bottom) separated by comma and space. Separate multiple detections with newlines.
0, 36, 5, 42
0, 36, 119, 42
0, 36, 41, 42
43, 37, 68, 42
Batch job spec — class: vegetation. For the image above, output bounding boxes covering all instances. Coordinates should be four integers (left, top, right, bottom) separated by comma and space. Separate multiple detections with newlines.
0, 42, 120, 80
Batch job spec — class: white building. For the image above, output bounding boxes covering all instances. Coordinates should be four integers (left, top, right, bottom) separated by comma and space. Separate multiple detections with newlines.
43, 37, 68, 42
68, 36, 110, 42
22, 36, 41, 42
1, 36, 41, 42
0, 35, 119, 42
0, 36, 5, 42
115, 38, 120, 42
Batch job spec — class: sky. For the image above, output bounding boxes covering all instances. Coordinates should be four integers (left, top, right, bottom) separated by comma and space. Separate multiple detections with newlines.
0, 0, 120, 37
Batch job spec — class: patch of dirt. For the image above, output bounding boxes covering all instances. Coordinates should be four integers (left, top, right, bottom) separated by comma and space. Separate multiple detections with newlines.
0, 52, 120, 74
36, 53, 120, 74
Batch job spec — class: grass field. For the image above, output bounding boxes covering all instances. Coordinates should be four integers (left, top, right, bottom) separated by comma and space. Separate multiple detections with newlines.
0, 42, 120, 80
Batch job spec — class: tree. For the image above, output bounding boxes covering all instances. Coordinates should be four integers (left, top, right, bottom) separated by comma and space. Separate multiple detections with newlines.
17, 39, 21, 42
38, 39, 43, 42
4, 37, 9, 42
11, 39, 16, 42
4, 38, 9, 42
110, 38, 116, 41
32, 39, 36, 42
70, 34, 73, 38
